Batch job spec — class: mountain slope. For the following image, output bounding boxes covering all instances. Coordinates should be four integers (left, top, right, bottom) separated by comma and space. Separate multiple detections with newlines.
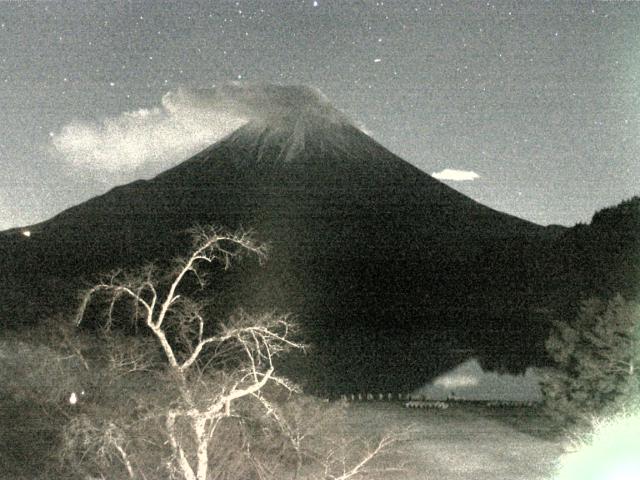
1, 88, 561, 393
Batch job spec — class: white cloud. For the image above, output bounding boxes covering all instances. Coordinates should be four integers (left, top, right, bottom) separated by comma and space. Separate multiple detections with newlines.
51, 89, 249, 173
432, 168, 480, 181
50, 83, 342, 176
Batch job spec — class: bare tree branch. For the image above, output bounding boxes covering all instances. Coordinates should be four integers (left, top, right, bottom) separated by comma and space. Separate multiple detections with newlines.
72, 227, 302, 480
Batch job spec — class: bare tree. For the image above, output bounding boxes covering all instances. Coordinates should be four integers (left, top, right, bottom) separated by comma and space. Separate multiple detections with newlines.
255, 396, 414, 480
75, 227, 304, 480
319, 431, 410, 480
68, 226, 411, 480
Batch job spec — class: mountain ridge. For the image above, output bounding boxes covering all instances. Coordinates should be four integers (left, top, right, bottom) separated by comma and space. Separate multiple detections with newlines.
0, 86, 569, 393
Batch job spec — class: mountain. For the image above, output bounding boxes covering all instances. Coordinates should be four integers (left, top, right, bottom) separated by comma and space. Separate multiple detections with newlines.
0, 86, 565, 394
539, 197, 640, 315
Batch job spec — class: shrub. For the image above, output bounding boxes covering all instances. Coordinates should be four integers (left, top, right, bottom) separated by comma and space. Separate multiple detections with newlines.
540, 294, 640, 426
0, 320, 97, 478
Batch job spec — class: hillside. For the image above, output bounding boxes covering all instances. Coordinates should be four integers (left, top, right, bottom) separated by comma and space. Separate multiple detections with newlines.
0, 86, 568, 393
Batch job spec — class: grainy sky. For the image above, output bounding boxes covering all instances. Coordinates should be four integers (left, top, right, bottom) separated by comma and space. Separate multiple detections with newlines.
1, 0, 638, 230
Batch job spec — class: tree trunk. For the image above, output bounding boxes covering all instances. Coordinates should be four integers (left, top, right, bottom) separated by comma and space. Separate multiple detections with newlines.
195, 417, 209, 480
166, 413, 197, 480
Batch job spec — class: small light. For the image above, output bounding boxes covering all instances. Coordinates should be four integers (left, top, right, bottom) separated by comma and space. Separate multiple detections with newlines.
22, 230, 31, 237
69, 392, 78, 405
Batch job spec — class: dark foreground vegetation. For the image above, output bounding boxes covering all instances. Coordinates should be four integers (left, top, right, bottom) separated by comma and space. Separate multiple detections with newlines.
0, 380, 565, 480
1, 228, 412, 480
1, 195, 638, 478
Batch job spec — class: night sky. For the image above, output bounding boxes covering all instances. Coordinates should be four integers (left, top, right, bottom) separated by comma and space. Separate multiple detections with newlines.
1, 0, 638, 230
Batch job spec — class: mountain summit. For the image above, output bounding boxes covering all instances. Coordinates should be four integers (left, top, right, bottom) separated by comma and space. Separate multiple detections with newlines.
166, 83, 366, 164
1, 84, 558, 393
